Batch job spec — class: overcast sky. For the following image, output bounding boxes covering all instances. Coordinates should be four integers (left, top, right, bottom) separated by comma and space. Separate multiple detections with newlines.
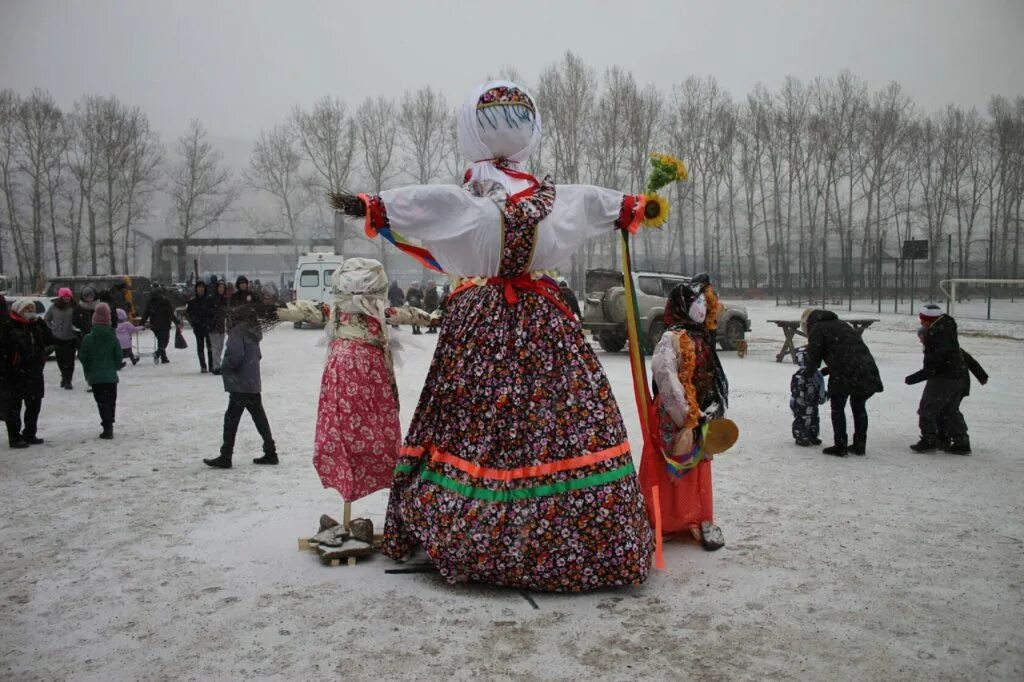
2, 0, 1023, 140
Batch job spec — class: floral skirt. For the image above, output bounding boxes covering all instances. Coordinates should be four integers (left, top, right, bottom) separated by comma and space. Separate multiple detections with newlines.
382, 285, 653, 592
314, 338, 401, 502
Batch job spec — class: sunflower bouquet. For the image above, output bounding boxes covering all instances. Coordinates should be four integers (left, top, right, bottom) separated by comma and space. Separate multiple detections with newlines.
643, 152, 689, 228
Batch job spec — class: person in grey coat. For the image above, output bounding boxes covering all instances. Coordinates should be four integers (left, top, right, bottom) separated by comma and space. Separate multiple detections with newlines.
203, 305, 277, 468
44, 287, 79, 389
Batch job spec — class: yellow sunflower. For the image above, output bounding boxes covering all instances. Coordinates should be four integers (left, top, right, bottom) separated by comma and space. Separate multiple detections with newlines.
642, 193, 671, 228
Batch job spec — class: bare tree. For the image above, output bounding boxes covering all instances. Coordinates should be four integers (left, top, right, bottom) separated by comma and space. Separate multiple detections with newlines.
0, 89, 25, 280
244, 123, 307, 261
15, 89, 66, 284
118, 108, 162, 272
398, 86, 450, 185
168, 119, 238, 279
357, 95, 398, 268
292, 97, 357, 252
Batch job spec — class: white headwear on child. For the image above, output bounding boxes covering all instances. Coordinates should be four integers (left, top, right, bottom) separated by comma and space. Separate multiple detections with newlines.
457, 80, 542, 195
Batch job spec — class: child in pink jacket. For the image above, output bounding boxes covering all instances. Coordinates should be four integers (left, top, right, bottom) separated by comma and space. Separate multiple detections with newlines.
115, 308, 144, 366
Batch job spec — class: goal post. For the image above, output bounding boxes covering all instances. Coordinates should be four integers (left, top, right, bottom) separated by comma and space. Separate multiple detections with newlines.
940, 278, 1024, 317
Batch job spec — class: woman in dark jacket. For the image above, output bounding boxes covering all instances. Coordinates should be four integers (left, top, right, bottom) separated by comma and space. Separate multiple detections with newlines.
186, 281, 214, 373
803, 309, 883, 456
141, 288, 180, 364
207, 281, 231, 375
5, 299, 53, 448
423, 284, 439, 334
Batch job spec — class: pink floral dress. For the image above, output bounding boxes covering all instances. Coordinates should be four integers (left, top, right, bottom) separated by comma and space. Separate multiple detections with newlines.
314, 313, 401, 502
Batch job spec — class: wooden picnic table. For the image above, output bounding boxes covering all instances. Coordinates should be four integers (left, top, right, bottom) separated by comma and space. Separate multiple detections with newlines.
766, 318, 879, 363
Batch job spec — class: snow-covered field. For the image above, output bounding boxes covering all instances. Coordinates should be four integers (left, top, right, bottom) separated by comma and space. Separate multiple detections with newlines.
2, 302, 1022, 680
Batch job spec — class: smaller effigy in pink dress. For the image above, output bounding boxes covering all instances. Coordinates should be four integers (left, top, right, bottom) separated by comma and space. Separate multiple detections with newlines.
313, 259, 401, 502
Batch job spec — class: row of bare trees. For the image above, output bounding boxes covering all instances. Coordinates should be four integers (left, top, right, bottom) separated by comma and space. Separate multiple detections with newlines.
531, 54, 1024, 299
0, 89, 237, 287
4, 55, 1023, 297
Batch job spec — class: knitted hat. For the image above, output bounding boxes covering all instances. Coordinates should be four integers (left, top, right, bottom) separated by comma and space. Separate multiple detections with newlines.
58, 287, 73, 299
116, 308, 127, 322
92, 302, 112, 326
12, 299, 36, 316
919, 303, 943, 324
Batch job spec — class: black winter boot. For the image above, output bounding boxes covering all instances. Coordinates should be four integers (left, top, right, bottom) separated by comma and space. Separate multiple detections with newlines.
99, 426, 113, 440
9, 439, 29, 450
22, 436, 44, 445
253, 453, 279, 465
823, 439, 848, 457
910, 438, 939, 453
850, 435, 866, 456
947, 436, 972, 455
203, 453, 233, 468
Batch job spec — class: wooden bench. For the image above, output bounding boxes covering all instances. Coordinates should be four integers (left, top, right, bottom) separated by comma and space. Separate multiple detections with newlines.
766, 318, 879, 363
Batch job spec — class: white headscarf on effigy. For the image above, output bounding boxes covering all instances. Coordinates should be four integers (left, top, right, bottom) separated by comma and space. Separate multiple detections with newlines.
457, 80, 542, 196
331, 257, 388, 325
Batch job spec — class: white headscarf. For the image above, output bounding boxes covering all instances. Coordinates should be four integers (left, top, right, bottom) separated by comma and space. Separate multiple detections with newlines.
457, 80, 542, 195
331, 257, 388, 326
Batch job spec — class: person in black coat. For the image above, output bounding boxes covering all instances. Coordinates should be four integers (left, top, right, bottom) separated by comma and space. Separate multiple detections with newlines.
423, 283, 440, 334
4, 299, 53, 448
0, 295, 10, 430
231, 275, 254, 306
406, 284, 423, 335
803, 309, 883, 456
906, 304, 980, 454
207, 281, 231, 375
388, 281, 406, 307
186, 281, 214, 373
141, 287, 181, 364
558, 280, 582, 320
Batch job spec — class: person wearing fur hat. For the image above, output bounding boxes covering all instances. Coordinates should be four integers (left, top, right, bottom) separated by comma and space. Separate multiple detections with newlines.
906, 303, 977, 454
4, 298, 52, 448
77, 303, 122, 439
44, 287, 79, 389
803, 309, 883, 456
639, 281, 730, 551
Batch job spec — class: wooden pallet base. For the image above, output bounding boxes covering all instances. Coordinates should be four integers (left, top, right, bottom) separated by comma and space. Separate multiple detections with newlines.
297, 533, 384, 567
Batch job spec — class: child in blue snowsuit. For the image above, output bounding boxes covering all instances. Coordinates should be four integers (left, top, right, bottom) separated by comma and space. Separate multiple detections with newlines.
791, 345, 827, 446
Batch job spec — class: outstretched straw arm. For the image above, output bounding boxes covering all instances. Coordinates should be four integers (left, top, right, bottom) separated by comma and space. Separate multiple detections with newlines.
327, 192, 366, 218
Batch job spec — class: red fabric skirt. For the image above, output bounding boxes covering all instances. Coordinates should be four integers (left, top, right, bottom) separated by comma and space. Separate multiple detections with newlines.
314, 338, 401, 501
638, 396, 714, 534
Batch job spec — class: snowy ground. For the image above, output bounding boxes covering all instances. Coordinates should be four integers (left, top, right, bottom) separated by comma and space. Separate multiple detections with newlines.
1, 302, 1022, 680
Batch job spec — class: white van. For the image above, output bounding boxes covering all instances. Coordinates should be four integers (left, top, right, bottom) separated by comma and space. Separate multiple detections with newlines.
292, 252, 343, 327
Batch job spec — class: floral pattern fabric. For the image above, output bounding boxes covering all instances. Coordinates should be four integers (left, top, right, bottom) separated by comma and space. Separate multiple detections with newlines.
381, 197, 653, 592
314, 316, 401, 502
